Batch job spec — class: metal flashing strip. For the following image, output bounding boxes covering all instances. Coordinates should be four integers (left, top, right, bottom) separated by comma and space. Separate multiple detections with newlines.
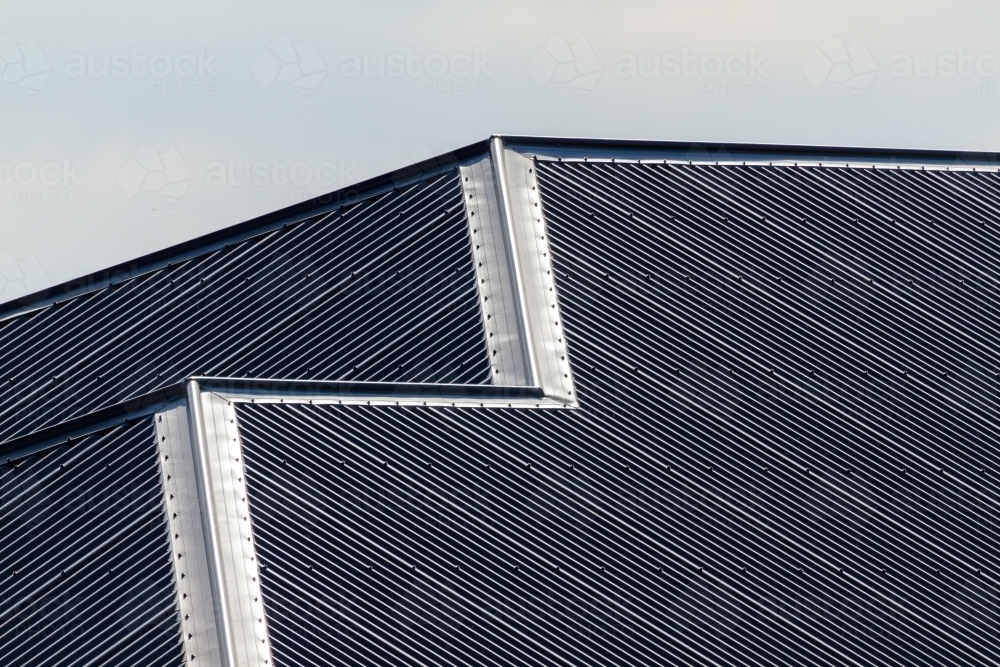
0, 377, 560, 468
460, 153, 532, 386
502, 134, 1000, 170
186, 380, 238, 667
497, 140, 577, 405
531, 154, 994, 172
156, 402, 225, 667
194, 376, 565, 409
459, 139, 577, 405
200, 392, 272, 667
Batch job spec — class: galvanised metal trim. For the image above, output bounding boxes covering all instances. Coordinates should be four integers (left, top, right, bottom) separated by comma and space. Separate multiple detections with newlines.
535, 155, 993, 172
0, 377, 562, 466
186, 380, 237, 667
193, 376, 553, 406
157, 403, 223, 667
211, 392, 567, 410
501, 134, 1000, 169
490, 137, 540, 388
200, 392, 271, 667
497, 140, 577, 406
460, 153, 531, 386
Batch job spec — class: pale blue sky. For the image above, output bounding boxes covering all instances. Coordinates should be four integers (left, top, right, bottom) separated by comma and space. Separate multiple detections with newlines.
1, 0, 998, 300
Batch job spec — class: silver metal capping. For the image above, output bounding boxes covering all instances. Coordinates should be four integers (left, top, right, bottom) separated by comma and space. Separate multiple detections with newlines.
461, 137, 577, 405
491, 136, 541, 389
201, 392, 272, 667
186, 379, 237, 667
460, 153, 532, 386
157, 402, 225, 667
500, 145, 576, 405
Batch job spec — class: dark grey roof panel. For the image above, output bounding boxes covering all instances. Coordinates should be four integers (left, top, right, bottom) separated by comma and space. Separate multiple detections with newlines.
232, 158, 1000, 666
236, 400, 998, 666
0, 173, 491, 445
0, 416, 183, 666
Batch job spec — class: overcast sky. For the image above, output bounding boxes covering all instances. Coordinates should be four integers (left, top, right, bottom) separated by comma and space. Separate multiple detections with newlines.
1, 0, 998, 301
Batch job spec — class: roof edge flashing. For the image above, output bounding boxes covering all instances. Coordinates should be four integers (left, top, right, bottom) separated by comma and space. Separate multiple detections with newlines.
500, 134, 1000, 168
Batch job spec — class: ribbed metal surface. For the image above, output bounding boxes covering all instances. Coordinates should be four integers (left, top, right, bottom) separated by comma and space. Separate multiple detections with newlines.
236, 159, 999, 666
0, 416, 183, 666
0, 172, 490, 444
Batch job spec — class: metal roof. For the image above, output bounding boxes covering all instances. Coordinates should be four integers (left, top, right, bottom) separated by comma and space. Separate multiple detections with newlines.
0, 416, 182, 666
0, 173, 491, 448
225, 151, 1000, 666
2, 135, 998, 667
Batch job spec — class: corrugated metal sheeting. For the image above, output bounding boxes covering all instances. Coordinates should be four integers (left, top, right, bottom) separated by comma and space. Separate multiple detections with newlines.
0, 416, 183, 666
0, 172, 489, 446
234, 159, 999, 666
